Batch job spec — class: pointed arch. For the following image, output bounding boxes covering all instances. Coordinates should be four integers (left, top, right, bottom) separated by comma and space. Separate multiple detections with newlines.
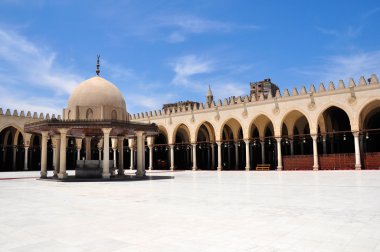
195, 121, 216, 142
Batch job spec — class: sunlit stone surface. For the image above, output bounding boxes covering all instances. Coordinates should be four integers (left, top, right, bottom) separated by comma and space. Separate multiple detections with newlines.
1, 170, 380, 252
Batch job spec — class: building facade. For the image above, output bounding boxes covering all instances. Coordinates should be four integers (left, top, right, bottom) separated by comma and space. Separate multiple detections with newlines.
1, 74, 380, 172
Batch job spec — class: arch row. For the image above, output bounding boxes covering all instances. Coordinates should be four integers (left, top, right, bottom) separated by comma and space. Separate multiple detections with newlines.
1, 99, 379, 172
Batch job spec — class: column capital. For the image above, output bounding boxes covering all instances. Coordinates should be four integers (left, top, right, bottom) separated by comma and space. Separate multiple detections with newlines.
352, 131, 360, 137
75, 138, 83, 149
58, 128, 68, 134
41, 131, 49, 137
102, 128, 112, 135
244, 139, 250, 144
311, 134, 318, 140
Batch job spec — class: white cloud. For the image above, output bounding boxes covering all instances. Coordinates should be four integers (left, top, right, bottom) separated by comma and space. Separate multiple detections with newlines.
212, 83, 246, 100
147, 15, 260, 43
171, 55, 214, 85
0, 26, 82, 95
291, 51, 380, 84
0, 25, 85, 115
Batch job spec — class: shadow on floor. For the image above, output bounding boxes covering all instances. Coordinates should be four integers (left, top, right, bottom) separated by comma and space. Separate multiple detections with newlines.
39, 175, 175, 182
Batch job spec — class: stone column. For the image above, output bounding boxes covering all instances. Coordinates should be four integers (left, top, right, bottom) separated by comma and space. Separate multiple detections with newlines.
102, 128, 112, 179
24, 145, 29, 171
58, 129, 68, 179
135, 131, 146, 177
170, 144, 175, 171
276, 138, 283, 171
129, 138, 135, 170
85, 137, 91, 160
217, 141, 222, 171
111, 137, 118, 173
322, 135, 327, 155
40, 131, 49, 178
23, 133, 32, 171
353, 132, 361, 170
75, 138, 82, 161
235, 142, 239, 169
289, 138, 294, 156
245, 140, 250, 171
97, 138, 103, 161
52, 136, 60, 177
192, 143, 197, 171
211, 143, 215, 169
12, 146, 16, 171
261, 141, 265, 164
118, 137, 124, 175
148, 145, 153, 170
312, 135, 319, 170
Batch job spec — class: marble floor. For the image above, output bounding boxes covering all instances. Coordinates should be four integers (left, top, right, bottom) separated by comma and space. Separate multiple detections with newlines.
1, 170, 380, 252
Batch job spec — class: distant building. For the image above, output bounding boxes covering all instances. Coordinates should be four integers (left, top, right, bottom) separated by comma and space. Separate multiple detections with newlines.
162, 101, 200, 113
250, 78, 279, 100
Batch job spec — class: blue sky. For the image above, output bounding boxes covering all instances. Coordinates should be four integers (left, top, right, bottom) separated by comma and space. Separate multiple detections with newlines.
0, 0, 379, 115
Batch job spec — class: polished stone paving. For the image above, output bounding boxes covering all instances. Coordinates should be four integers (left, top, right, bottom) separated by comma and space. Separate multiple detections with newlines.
1, 170, 380, 252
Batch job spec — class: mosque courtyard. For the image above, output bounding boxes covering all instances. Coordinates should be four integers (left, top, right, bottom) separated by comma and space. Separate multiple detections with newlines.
1, 170, 380, 252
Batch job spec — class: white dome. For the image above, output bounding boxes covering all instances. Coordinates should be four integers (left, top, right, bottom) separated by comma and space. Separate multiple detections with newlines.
65, 76, 127, 120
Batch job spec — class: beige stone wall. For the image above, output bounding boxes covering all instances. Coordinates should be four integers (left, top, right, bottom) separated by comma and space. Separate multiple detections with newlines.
0, 75, 379, 145
130, 75, 380, 144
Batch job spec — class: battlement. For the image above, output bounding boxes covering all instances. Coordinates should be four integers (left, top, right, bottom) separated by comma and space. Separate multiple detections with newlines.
0, 108, 61, 120
129, 74, 379, 121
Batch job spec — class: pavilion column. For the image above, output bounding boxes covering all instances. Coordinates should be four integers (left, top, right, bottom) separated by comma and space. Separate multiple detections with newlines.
353, 132, 362, 170
40, 131, 49, 178
23, 133, 31, 171
235, 142, 239, 169
118, 137, 124, 175
75, 138, 83, 161
52, 136, 60, 177
85, 137, 91, 160
148, 145, 153, 170
170, 144, 175, 171
102, 128, 112, 179
192, 143, 197, 171
24, 146, 29, 171
217, 141, 222, 171
312, 135, 319, 171
147, 136, 153, 171
245, 140, 250, 171
135, 131, 146, 177
276, 138, 283, 171
261, 140, 265, 164
129, 138, 135, 170
111, 138, 118, 175
58, 129, 68, 179
12, 146, 17, 171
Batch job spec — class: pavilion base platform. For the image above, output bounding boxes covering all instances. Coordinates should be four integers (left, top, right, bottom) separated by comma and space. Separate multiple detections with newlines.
38, 174, 174, 182
75, 160, 115, 178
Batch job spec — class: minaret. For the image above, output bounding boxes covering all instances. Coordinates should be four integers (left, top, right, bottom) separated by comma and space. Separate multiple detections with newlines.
206, 84, 214, 105
96, 55, 100, 76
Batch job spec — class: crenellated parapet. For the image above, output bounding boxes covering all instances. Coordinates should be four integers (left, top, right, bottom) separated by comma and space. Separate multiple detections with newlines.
130, 74, 379, 121
0, 108, 61, 120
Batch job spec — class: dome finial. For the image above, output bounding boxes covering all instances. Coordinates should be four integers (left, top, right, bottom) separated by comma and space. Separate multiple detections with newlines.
96, 55, 100, 76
